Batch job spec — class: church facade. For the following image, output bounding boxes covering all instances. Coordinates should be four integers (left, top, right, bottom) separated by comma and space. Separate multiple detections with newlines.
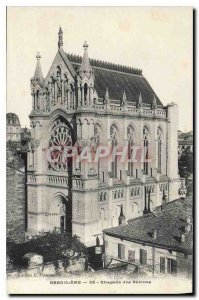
27, 28, 185, 246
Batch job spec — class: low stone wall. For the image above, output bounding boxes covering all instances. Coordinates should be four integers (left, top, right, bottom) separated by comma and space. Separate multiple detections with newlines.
7, 255, 87, 278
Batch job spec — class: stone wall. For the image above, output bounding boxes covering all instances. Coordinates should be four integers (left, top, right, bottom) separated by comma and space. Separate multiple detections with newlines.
7, 256, 87, 278
6, 149, 26, 243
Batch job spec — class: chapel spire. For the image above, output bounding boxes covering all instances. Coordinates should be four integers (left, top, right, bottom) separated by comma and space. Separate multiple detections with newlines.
58, 26, 63, 49
33, 52, 44, 83
122, 90, 127, 104
137, 92, 143, 108
152, 94, 157, 109
105, 87, 110, 102
80, 41, 92, 75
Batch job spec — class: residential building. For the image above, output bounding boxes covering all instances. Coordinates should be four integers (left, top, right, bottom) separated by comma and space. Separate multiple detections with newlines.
103, 198, 192, 279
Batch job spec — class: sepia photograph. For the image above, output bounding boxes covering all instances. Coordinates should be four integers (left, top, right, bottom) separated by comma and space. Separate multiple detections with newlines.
6, 6, 193, 294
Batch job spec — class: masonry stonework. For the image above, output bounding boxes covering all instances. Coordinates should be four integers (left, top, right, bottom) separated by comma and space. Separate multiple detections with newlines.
7, 149, 26, 243
27, 28, 185, 246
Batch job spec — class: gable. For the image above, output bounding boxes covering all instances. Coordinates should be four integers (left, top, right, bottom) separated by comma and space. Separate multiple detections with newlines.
45, 49, 76, 85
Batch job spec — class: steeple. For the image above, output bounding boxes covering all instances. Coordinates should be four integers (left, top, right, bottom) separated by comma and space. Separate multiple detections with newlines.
137, 92, 143, 108
152, 94, 157, 109
122, 90, 127, 105
80, 41, 92, 76
58, 26, 63, 49
33, 52, 44, 84
104, 87, 110, 103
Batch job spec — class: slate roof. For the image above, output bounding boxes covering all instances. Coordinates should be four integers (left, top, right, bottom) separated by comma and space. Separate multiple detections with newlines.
104, 197, 193, 255
67, 53, 163, 107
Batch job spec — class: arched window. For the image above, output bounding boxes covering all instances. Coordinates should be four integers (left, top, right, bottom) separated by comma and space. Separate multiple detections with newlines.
56, 66, 62, 99
137, 187, 140, 195
143, 127, 149, 175
110, 125, 118, 179
36, 90, 39, 109
84, 83, 88, 104
127, 126, 134, 176
102, 171, 105, 182
70, 84, 74, 108
104, 192, 107, 201
100, 192, 103, 202
93, 124, 101, 177
157, 127, 163, 172
56, 66, 61, 82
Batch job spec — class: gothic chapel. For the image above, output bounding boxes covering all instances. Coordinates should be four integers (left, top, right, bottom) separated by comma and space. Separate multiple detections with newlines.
27, 28, 186, 246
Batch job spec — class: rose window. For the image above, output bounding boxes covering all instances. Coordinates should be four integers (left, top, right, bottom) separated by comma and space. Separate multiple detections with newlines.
48, 119, 72, 172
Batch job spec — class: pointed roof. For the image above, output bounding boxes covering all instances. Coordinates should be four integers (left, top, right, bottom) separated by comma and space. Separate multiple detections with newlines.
80, 41, 91, 73
152, 94, 157, 108
137, 92, 143, 107
58, 26, 63, 49
67, 53, 163, 107
105, 87, 110, 102
122, 90, 127, 102
33, 52, 44, 83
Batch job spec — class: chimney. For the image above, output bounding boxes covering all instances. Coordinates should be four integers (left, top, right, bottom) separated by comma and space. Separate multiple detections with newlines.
185, 223, 191, 234
180, 233, 186, 243
152, 229, 157, 240
185, 216, 192, 234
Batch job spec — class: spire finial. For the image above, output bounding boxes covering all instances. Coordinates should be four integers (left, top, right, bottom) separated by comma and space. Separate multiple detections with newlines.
80, 41, 91, 75
123, 90, 127, 102
105, 87, 109, 100
36, 52, 41, 61
121, 89, 127, 107
137, 92, 143, 108
152, 94, 157, 109
32, 52, 44, 83
58, 26, 63, 49
83, 41, 88, 50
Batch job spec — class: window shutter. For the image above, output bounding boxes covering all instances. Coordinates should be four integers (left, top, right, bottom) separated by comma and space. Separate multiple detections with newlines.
140, 249, 147, 265
160, 257, 165, 273
121, 244, 125, 259
118, 244, 125, 259
167, 258, 171, 274
171, 259, 177, 275
118, 244, 122, 259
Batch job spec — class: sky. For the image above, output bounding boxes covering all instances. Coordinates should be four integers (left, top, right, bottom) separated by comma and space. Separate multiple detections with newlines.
7, 6, 193, 131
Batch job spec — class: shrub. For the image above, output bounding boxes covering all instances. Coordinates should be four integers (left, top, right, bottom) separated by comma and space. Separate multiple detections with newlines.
7, 231, 87, 270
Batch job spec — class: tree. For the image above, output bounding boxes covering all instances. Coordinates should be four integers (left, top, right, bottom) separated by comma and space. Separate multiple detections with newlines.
7, 231, 87, 270
179, 147, 193, 195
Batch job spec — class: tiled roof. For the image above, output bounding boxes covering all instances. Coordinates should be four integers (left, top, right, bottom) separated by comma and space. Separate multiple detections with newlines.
104, 198, 193, 254
67, 53, 163, 107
